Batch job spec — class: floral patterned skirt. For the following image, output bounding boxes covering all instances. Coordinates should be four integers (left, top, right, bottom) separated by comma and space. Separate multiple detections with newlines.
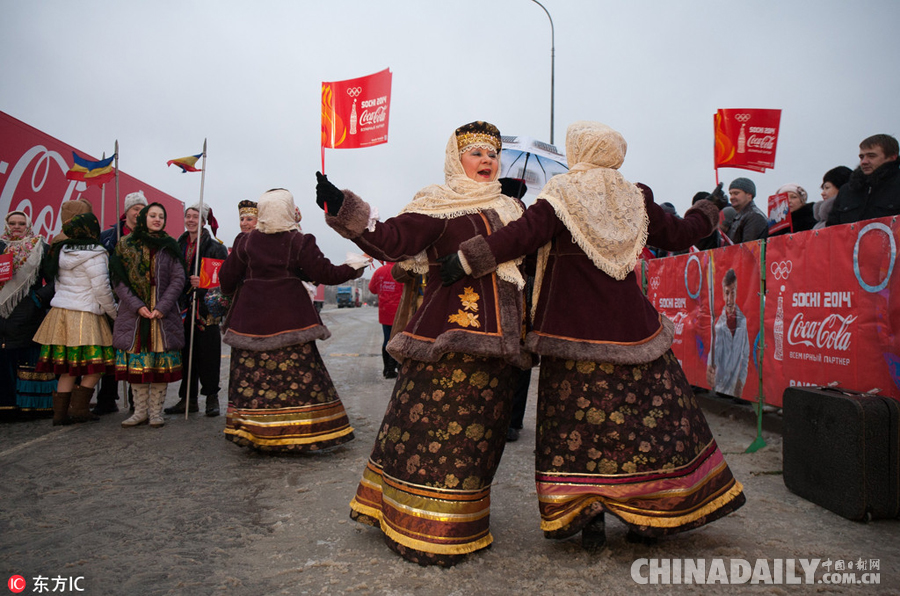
535, 351, 745, 539
350, 352, 517, 567
225, 342, 354, 453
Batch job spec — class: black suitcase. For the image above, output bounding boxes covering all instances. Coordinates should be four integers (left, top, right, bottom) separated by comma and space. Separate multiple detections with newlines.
782, 386, 900, 521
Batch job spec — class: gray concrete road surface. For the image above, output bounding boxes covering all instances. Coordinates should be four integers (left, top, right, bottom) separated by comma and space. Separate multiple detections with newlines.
1, 305, 897, 595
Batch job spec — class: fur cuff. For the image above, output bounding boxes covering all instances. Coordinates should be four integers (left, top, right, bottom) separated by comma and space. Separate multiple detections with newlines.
458, 235, 497, 278
223, 325, 330, 351
685, 200, 720, 234
325, 190, 371, 239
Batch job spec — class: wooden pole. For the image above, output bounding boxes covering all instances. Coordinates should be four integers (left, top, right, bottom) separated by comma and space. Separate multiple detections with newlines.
184, 139, 207, 420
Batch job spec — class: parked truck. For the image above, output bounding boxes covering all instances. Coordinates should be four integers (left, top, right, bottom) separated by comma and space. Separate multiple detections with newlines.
336, 286, 361, 308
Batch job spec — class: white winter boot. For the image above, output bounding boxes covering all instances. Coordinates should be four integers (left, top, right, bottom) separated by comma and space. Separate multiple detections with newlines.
148, 383, 167, 428
121, 385, 150, 427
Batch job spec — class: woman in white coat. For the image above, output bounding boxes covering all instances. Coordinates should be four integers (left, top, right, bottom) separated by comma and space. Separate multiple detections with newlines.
33, 213, 117, 425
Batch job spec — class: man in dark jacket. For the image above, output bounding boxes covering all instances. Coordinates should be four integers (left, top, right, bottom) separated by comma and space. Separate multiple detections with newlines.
166, 203, 228, 416
827, 134, 900, 227
727, 177, 768, 244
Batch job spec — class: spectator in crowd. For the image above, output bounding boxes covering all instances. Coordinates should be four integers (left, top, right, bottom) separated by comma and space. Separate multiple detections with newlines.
813, 166, 852, 229
220, 188, 363, 452
316, 120, 531, 567
439, 120, 744, 551
110, 203, 186, 428
96, 191, 149, 415
33, 213, 117, 425
827, 134, 900, 227
727, 177, 768, 243
100, 191, 147, 254
237, 199, 258, 233
706, 268, 750, 402
368, 262, 404, 379
770, 183, 815, 235
0, 211, 55, 419
166, 203, 228, 416
720, 205, 737, 238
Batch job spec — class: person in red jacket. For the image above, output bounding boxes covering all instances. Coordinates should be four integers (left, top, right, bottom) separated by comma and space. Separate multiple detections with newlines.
368, 262, 404, 378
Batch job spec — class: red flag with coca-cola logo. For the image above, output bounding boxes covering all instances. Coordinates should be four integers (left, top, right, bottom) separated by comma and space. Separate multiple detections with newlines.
321, 68, 392, 150
714, 108, 782, 172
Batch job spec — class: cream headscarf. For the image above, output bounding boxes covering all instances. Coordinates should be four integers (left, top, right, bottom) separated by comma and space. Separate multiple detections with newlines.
531, 121, 648, 315
0, 211, 44, 318
256, 189, 301, 234
397, 131, 525, 288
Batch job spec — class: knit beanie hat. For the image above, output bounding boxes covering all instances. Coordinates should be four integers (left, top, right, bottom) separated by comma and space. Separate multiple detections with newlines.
124, 190, 148, 212
823, 166, 852, 189
729, 177, 756, 197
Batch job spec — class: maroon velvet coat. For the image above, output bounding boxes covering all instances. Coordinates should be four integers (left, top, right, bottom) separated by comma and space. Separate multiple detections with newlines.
219, 230, 362, 351
326, 191, 530, 368
460, 190, 718, 364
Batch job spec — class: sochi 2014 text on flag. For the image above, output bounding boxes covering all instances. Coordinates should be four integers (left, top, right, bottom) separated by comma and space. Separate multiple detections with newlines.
714, 109, 782, 172
322, 68, 392, 150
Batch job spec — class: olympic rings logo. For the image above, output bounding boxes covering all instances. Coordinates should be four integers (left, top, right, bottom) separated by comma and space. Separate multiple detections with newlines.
346, 87, 362, 97
649, 277, 661, 290
684, 255, 702, 299
853, 222, 896, 293
770, 260, 793, 280
734, 113, 751, 123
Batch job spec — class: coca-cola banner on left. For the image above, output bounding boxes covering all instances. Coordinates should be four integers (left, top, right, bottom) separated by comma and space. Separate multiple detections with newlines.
714, 108, 782, 172
0, 111, 184, 241
321, 68, 392, 150
763, 221, 900, 406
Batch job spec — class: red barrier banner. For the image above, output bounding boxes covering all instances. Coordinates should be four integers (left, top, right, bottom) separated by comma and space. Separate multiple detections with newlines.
0, 111, 184, 241
321, 68, 392, 149
763, 220, 900, 405
705, 242, 763, 400
646, 252, 711, 384
767, 192, 791, 234
714, 108, 781, 172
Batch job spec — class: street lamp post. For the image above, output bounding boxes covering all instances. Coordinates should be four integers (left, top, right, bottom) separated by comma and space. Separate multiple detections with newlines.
530, 0, 555, 144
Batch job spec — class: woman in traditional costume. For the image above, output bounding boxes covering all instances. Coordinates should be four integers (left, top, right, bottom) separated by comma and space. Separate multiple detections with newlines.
33, 213, 117, 425
0, 211, 56, 417
219, 188, 363, 452
109, 203, 186, 428
315, 121, 531, 567
441, 121, 745, 550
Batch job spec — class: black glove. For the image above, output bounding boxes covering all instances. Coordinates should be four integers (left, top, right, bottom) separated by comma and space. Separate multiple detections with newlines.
437, 253, 465, 286
316, 171, 344, 214
708, 182, 727, 210
499, 177, 528, 199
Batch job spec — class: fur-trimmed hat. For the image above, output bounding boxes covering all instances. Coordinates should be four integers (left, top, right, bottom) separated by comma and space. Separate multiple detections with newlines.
776, 183, 809, 204
822, 166, 852, 189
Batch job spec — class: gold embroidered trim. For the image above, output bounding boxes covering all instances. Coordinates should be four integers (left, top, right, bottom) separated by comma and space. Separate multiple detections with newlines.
448, 287, 480, 328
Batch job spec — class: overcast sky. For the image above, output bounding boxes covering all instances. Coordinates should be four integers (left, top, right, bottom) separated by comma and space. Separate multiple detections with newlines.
3, 0, 898, 261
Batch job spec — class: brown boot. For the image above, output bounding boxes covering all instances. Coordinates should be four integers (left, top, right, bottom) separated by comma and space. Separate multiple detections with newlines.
52, 391, 73, 426
70, 385, 100, 422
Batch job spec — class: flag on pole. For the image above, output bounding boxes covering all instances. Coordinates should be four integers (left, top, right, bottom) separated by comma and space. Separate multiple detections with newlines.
66, 152, 115, 187
321, 68, 392, 150
713, 109, 782, 173
167, 153, 203, 173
